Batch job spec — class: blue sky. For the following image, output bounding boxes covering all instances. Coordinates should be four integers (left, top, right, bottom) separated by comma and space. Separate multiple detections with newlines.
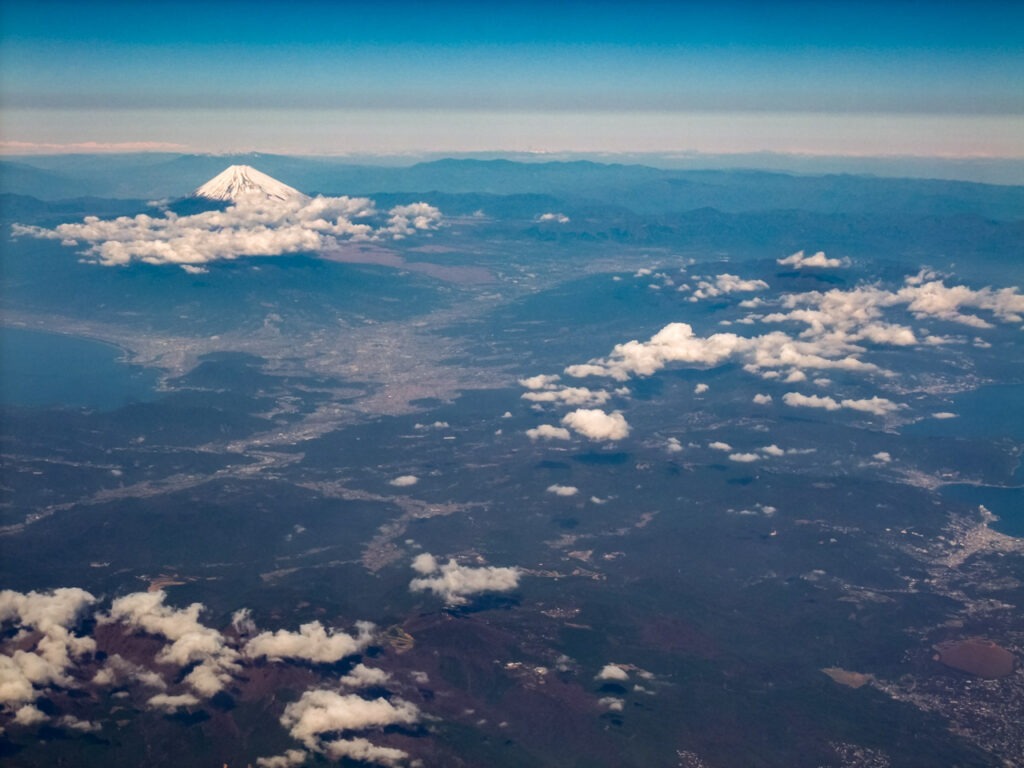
1, 0, 1022, 156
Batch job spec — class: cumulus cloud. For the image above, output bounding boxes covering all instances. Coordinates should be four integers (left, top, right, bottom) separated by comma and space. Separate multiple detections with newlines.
281, 689, 419, 766
547, 484, 579, 497
256, 749, 308, 768
777, 250, 844, 269
146, 692, 200, 712
0, 588, 97, 707
873, 452, 892, 463
12, 194, 443, 268
91, 654, 167, 691
840, 396, 905, 416
58, 714, 100, 732
564, 322, 880, 385
560, 409, 630, 441
409, 555, 520, 606
12, 704, 48, 726
767, 274, 1024, 343
782, 392, 840, 411
729, 452, 760, 463
340, 663, 391, 689
666, 437, 683, 453
760, 444, 785, 457
389, 475, 418, 487
519, 374, 560, 390
693, 383, 709, 394
522, 387, 611, 407
596, 664, 629, 681
782, 392, 904, 417
538, 212, 570, 223
753, 393, 773, 404
932, 412, 958, 419
598, 697, 625, 712
708, 441, 732, 452
244, 621, 375, 665
687, 273, 770, 300
104, 591, 240, 697
525, 424, 571, 441
323, 738, 411, 766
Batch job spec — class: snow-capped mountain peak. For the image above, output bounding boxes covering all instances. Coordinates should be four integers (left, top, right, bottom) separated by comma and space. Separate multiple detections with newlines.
192, 165, 306, 202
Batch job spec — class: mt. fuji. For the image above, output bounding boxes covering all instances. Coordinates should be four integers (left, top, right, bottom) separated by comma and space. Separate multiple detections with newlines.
192, 165, 306, 202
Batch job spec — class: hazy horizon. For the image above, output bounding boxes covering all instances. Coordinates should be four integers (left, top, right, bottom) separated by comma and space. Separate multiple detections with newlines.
2, 0, 1022, 159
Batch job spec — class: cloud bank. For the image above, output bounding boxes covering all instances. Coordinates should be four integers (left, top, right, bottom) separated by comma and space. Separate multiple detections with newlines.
12, 195, 443, 268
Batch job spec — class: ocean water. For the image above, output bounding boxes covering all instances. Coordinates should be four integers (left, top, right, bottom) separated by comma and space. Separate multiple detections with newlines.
908, 382, 1024, 539
0, 327, 160, 410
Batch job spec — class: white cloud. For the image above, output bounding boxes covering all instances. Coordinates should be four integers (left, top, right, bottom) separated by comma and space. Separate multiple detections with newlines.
564, 322, 879, 384
281, 689, 419, 765
729, 452, 760, 463
782, 392, 904, 417
519, 374, 560, 390
58, 714, 100, 732
340, 663, 391, 689
256, 750, 308, 768
12, 704, 48, 726
561, 409, 630, 441
760, 444, 785, 457
596, 664, 629, 681
777, 250, 844, 269
688, 273, 770, 300
389, 475, 418, 487
525, 424, 572, 441
12, 195, 443, 268
781, 392, 840, 411
410, 553, 439, 575
840, 396, 905, 416
932, 412, 958, 419
522, 387, 611, 406
538, 212, 570, 223
244, 621, 375, 664
0, 588, 98, 706
708, 441, 732, 452
91, 654, 166, 691
385, 202, 443, 238
322, 738, 410, 766
666, 437, 683, 453
409, 555, 520, 606
547, 484, 579, 497
753, 393, 773, 404
873, 452, 892, 463
693, 383, 709, 394
104, 591, 240, 697
146, 692, 200, 712
598, 697, 625, 712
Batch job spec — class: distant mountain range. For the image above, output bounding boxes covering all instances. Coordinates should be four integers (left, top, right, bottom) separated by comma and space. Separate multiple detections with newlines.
2, 153, 1023, 221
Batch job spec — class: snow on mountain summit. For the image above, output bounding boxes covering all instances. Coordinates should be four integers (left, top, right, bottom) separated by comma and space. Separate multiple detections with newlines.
192, 165, 306, 202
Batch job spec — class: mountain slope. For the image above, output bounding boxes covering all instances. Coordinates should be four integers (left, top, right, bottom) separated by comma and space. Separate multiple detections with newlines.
192, 165, 306, 202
